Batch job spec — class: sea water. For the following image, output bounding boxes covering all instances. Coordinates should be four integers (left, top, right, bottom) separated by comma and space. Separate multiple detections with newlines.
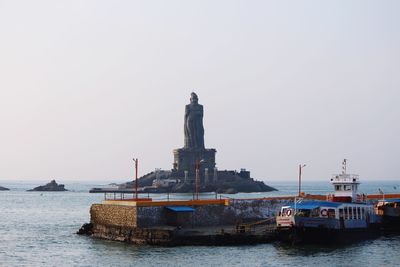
0, 180, 399, 266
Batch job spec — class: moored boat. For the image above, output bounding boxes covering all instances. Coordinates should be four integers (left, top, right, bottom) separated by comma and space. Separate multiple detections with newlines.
276, 160, 382, 244
375, 199, 400, 232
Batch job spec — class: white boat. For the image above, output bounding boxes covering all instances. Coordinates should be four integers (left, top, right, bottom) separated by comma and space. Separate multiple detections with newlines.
276, 160, 381, 244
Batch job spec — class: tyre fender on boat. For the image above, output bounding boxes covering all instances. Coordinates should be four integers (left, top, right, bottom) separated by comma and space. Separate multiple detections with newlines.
320, 209, 328, 217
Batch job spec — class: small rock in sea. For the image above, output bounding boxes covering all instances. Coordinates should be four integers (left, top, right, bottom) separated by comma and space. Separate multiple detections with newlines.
77, 223, 93, 235
0, 186, 10, 191
27, 180, 68, 192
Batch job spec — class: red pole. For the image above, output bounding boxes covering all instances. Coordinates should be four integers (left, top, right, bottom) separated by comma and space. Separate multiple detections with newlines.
298, 164, 301, 197
195, 159, 199, 200
134, 158, 138, 200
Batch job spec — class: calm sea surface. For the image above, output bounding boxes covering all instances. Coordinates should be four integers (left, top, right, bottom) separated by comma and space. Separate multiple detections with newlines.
0, 180, 399, 266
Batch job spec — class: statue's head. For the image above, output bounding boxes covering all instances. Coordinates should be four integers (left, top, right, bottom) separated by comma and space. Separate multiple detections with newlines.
190, 92, 198, 104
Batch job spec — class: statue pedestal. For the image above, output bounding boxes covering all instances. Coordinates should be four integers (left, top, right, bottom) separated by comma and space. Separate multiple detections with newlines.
173, 148, 216, 180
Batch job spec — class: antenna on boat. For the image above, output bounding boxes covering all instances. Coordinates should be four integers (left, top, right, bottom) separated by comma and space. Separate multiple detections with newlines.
378, 188, 385, 201
342, 159, 347, 174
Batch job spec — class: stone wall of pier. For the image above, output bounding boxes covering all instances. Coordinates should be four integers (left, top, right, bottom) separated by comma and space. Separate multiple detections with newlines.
193, 198, 291, 225
90, 204, 137, 227
90, 224, 174, 245
89, 199, 291, 229
85, 199, 291, 245
136, 206, 167, 227
134, 199, 291, 227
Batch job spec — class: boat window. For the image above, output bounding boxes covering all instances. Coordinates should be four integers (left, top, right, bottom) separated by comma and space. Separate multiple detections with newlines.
361, 208, 365, 219
339, 208, 344, 218
335, 185, 342, 191
297, 209, 311, 217
328, 209, 335, 218
357, 207, 361, 220
311, 208, 320, 217
349, 207, 353, 219
344, 207, 348, 220
281, 208, 286, 216
344, 185, 351, 191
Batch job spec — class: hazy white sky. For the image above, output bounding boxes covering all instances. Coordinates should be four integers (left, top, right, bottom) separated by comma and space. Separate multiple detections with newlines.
0, 1, 399, 182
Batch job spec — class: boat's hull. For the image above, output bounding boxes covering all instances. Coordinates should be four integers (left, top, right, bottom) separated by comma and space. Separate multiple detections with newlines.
277, 225, 381, 245
382, 216, 400, 233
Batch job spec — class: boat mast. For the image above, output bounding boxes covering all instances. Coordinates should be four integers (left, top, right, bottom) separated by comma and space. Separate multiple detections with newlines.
342, 159, 347, 175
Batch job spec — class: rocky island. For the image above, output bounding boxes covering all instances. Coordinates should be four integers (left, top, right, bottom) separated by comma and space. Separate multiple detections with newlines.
0, 186, 10, 191
27, 180, 67, 192
97, 93, 276, 194
119, 168, 276, 194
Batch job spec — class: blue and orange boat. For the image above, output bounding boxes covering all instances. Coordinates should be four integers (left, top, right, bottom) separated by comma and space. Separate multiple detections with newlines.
276, 160, 382, 244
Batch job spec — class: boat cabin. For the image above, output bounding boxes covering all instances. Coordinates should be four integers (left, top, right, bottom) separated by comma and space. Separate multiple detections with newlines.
328, 160, 365, 203
277, 200, 376, 229
329, 174, 360, 202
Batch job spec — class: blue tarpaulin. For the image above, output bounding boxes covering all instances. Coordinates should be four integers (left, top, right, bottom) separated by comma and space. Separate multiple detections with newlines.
165, 206, 195, 212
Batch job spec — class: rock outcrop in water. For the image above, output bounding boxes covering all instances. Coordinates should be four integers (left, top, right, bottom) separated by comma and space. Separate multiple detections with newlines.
77, 223, 93, 235
118, 169, 276, 194
27, 180, 67, 191
0, 186, 10, 191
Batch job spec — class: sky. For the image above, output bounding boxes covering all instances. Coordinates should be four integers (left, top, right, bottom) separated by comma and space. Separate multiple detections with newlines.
0, 1, 399, 182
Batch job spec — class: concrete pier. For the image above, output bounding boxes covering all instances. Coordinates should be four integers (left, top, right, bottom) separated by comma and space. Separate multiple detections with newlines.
79, 198, 288, 245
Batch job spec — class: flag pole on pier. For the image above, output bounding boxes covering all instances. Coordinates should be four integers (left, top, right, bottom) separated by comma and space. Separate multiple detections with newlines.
195, 159, 205, 200
133, 158, 138, 200
298, 164, 306, 197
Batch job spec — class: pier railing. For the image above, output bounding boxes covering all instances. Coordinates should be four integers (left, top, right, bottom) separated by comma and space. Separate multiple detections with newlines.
331, 174, 359, 182
101, 191, 333, 203
102, 191, 227, 202
234, 217, 276, 235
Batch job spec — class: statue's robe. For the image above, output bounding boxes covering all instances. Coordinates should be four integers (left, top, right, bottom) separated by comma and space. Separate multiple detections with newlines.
184, 103, 205, 149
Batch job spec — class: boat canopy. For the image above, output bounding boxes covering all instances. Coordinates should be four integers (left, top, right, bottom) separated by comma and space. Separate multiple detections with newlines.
383, 199, 400, 203
289, 201, 342, 210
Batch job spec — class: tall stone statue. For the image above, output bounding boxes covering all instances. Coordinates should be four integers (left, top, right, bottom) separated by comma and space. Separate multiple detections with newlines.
184, 92, 205, 149
173, 92, 216, 174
